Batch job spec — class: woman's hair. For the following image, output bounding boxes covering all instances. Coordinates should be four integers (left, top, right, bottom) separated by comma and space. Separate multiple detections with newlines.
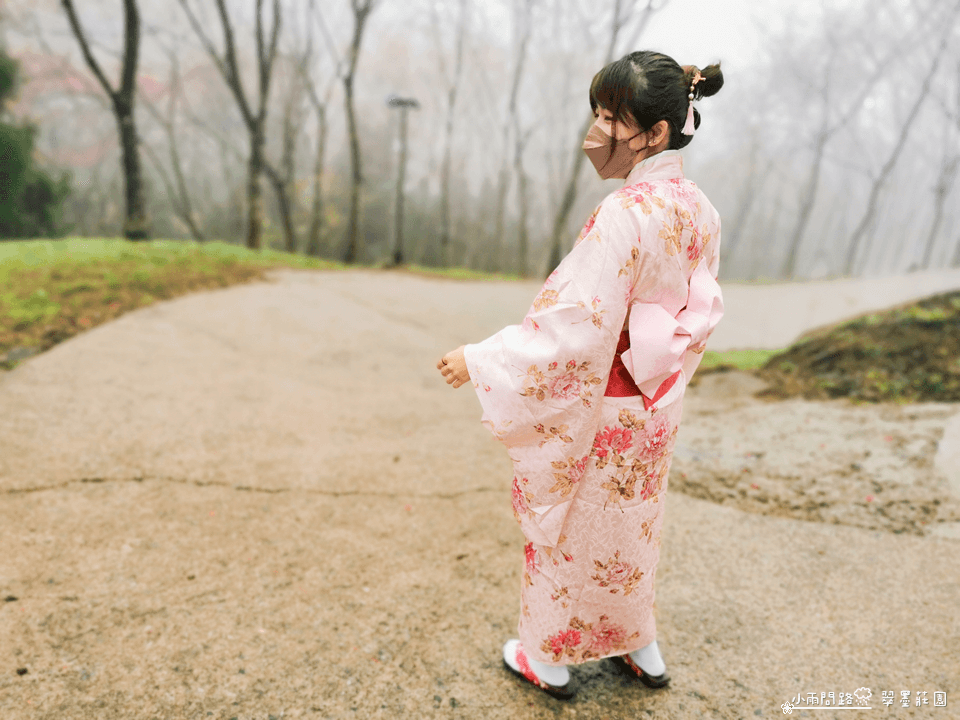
589, 51, 723, 150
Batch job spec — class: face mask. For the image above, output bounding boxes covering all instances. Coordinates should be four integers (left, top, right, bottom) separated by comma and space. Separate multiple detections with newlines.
582, 124, 642, 179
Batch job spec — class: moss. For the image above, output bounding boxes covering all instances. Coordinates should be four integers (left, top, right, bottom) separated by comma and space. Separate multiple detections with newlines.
758, 289, 960, 402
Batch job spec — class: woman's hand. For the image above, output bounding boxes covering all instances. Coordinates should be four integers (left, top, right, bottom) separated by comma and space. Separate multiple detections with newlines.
437, 345, 470, 389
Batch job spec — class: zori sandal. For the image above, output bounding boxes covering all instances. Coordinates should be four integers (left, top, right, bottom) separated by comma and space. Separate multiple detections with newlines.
502, 639, 575, 700
610, 653, 671, 688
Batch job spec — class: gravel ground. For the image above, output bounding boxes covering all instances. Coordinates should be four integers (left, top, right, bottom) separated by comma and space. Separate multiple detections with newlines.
1, 269, 957, 720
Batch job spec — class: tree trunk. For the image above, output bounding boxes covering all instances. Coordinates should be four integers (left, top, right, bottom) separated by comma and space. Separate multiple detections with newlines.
721, 140, 769, 269
438, 0, 467, 267
246, 129, 264, 250
61, 0, 148, 240
276, 83, 301, 254
515, 137, 530, 276
491, 164, 512, 272
307, 104, 327, 257
264, 163, 296, 255
342, 1, 375, 264
114, 98, 148, 240
780, 132, 827, 278
391, 107, 410, 266
546, 114, 592, 274
920, 157, 959, 269
343, 75, 362, 262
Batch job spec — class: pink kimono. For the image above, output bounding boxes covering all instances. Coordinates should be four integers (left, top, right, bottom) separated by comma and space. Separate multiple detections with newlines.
463, 150, 723, 666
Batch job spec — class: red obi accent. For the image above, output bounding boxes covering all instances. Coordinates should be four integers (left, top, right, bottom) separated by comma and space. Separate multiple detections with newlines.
605, 329, 681, 410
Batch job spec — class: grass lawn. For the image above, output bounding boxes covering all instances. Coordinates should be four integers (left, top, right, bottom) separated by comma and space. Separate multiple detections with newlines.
0, 238, 347, 368
699, 348, 781, 372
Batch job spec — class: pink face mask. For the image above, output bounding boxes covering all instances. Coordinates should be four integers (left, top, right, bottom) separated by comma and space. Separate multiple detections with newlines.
582, 124, 641, 179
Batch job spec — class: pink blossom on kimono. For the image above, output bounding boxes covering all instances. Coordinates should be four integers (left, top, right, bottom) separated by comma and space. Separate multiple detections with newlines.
605, 559, 633, 585
640, 469, 663, 502
512, 477, 530, 517
524, 542, 540, 576
589, 616, 628, 656
592, 426, 634, 459
547, 628, 582, 657
549, 372, 581, 400
686, 227, 704, 265
568, 455, 590, 484
620, 181, 656, 198
580, 212, 597, 239
637, 414, 672, 461
666, 177, 702, 207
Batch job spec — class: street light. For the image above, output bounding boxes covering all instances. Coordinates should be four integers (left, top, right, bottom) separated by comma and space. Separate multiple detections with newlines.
386, 94, 420, 267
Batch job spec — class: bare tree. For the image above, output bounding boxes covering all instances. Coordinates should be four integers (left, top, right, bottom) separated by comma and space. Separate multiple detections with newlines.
263, 60, 304, 254
178, 0, 282, 251
545, 0, 668, 276
487, 0, 535, 272
430, 0, 469, 267
296, 0, 342, 258
342, 0, 378, 263
303, 75, 336, 257
919, 60, 960, 269
138, 51, 204, 241
721, 134, 772, 268
778, 13, 915, 278
61, 0, 148, 240
843, 3, 958, 276
514, 124, 536, 275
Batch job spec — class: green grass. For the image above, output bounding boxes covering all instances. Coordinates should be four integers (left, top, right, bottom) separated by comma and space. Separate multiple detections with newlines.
0, 237, 346, 272
0, 238, 346, 367
699, 348, 781, 372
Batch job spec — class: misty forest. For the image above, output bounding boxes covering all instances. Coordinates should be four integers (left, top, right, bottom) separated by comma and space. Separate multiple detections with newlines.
3, 0, 960, 281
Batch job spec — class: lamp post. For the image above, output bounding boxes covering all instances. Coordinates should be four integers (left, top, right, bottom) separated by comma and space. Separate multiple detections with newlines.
386, 94, 420, 266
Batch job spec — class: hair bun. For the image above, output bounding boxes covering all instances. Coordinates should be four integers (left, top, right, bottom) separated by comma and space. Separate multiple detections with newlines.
696, 62, 723, 99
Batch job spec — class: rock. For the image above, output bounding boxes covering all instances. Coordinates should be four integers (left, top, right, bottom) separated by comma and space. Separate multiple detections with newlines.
934, 412, 960, 499
0, 346, 38, 368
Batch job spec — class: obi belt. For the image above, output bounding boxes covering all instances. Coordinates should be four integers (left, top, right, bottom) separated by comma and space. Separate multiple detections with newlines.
604, 328, 681, 410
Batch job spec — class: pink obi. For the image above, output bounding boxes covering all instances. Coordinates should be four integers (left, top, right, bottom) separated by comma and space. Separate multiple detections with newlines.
605, 329, 681, 409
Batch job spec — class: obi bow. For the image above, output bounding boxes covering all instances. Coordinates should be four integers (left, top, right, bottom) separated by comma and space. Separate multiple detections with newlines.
620, 263, 724, 397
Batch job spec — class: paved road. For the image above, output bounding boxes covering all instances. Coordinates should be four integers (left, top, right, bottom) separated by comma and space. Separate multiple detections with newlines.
0, 269, 957, 719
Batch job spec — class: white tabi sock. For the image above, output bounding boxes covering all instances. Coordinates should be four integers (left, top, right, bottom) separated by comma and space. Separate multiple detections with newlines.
628, 639, 666, 676
503, 639, 570, 686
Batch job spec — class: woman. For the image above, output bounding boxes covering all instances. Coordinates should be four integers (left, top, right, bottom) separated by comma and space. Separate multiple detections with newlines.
437, 50, 724, 699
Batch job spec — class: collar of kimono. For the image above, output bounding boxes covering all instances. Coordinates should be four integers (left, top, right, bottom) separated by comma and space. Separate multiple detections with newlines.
623, 149, 684, 187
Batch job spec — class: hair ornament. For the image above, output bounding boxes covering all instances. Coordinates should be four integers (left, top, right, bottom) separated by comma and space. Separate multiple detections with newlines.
682, 69, 704, 136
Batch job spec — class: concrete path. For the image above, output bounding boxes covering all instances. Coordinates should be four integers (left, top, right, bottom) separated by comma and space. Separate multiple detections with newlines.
0, 269, 957, 719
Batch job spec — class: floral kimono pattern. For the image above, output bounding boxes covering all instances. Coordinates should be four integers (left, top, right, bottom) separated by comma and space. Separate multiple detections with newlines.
463, 150, 723, 666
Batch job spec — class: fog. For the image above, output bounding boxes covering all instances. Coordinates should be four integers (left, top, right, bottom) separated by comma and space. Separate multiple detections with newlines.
3, 0, 959, 280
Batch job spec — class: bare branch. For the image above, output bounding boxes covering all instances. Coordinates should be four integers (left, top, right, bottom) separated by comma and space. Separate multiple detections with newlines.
60, 0, 116, 99
119, 0, 140, 97
174, 0, 231, 87
310, 0, 343, 77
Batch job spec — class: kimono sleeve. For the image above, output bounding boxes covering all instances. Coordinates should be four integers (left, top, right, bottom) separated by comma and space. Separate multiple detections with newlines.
462, 202, 645, 545
463, 202, 644, 450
